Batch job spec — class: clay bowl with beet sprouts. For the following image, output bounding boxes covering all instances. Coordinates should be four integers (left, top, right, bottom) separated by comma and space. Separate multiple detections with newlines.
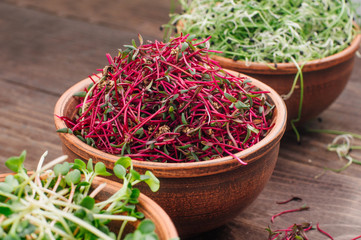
54, 35, 287, 237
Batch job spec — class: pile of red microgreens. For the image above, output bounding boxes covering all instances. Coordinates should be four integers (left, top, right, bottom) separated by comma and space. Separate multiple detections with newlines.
59, 34, 274, 163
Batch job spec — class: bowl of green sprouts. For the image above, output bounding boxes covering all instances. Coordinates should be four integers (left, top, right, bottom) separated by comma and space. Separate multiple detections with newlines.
169, 0, 361, 140
0, 151, 179, 240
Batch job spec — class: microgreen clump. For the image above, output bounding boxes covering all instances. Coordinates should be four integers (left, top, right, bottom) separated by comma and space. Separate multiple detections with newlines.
167, 0, 360, 142
0, 151, 160, 240
58, 34, 274, 163
169, 0, 359, 64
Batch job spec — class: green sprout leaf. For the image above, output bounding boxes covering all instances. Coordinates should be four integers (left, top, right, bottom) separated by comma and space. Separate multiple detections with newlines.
0, 206, 13, 217
73, 91, 87, 97
144, 171, 160, 192
0, 175, 19, 193
180, 42, 188, 52
115, 156, 132, 169
181, 112, 188, 125
73, 159, 87, 171
94, 162, 112, 176
65, 169, 81, 186
235, 100, 250, 110
224, 92, 237, 102
80, 196, 95, 210
56, 128, 73, 134
5, 150, 26, 173
113, 164, 126, 179
54, 162, 71, 176
138, 219, 155, 234
87, 158, 94, 172
130, 169, 141, 181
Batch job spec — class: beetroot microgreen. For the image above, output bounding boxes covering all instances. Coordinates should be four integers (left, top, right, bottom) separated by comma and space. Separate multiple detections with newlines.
58, 35, 274, 163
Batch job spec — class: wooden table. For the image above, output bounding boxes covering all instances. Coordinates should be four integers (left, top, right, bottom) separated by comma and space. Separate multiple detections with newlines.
1, 1, 360, 239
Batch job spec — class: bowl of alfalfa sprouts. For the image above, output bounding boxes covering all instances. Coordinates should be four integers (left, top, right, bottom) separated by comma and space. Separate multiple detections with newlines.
169, 0, 361, 140
54, 34, 287, 237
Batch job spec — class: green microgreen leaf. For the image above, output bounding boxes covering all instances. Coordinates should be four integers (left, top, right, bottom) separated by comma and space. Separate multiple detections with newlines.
144, 171, 160, 192
0, 206, 13, 217
224, 92, 237, 102
113, 164, 126, 179
115, 156, 132, 169
235, 100, 250, 110
180, 42, 189, 52
56, 128, 73, 134
65, 169, 81, 186
138, 219, 156, 234
73, 159, 87, 171
94, 162, 112, 176
130, 169, 141, 181
73, 91, 87, 97
181, 112, 188, 125
5, 150, 26, 173
80, 196, 95, 210
87, 158, 94, 172
54, 162, 71, 176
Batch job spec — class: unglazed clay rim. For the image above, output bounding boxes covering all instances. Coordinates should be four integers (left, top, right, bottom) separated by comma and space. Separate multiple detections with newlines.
54, 70, 287, 176
212, 32, 361, 75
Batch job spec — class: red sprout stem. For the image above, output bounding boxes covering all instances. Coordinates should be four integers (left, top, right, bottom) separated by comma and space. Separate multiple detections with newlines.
59, 34, 275, 163
271, 205, 310, 223
316, 223, 334, 240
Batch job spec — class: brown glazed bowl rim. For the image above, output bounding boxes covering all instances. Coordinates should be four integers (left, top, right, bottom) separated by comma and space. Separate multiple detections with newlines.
0, 174, 179, 238
54, 70, 287, 177
211, 32, 361, 75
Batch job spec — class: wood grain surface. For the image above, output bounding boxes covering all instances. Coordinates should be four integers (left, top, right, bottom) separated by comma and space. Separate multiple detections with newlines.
1, 1, 361, 239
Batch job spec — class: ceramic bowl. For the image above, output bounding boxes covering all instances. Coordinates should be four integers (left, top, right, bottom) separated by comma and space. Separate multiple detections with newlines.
54, 70, 287, 237
0, 174, 179, 239
212, 33, 361, 129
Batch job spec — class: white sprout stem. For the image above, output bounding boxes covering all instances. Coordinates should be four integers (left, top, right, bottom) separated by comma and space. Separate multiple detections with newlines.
92, 214, 137, 222
63, 183, 76, 213
36, 151, 48, 173
35, 151, 48, 187
19, 155, 68, 194
52, 174, 63, 193
38, 203, 114, 240
36, 186, 69, 202
89, 182, 107, 198
40, 155, 68, 173
24, 214, 76, 240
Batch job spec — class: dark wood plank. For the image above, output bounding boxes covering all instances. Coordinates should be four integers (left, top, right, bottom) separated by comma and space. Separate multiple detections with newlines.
0, 1, 361, 239
0, 78, 62, 171
3, 0, 174, 39
0, 2, 163, 95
